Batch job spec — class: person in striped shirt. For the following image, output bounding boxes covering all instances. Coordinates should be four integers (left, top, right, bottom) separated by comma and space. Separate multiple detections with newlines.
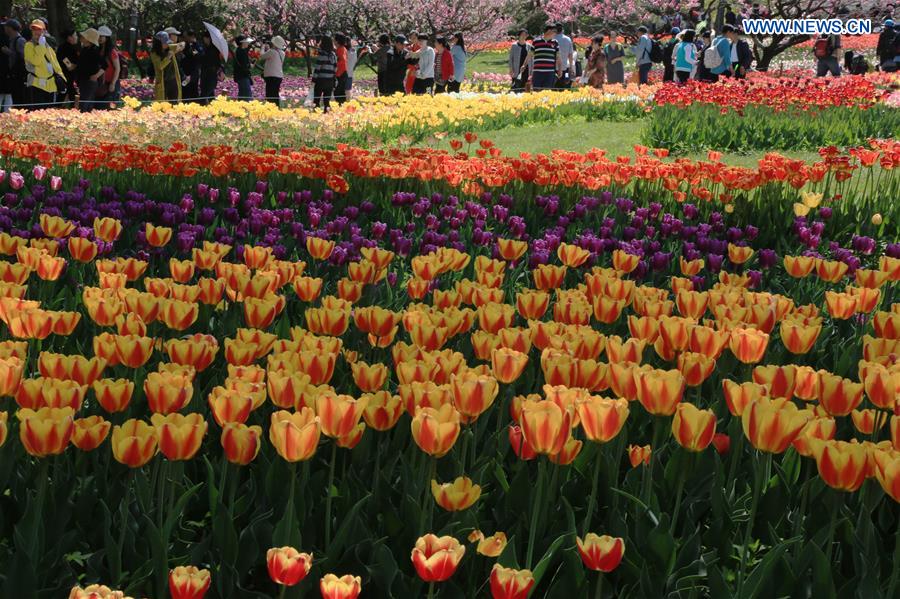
531, 24, 562, 91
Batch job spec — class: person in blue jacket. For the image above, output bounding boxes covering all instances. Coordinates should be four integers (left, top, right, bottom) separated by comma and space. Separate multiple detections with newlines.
707, 24, 737, 82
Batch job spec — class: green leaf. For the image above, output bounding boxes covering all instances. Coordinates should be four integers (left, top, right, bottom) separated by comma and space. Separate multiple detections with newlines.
532, 533, 569, 588
328, 493, 371, 559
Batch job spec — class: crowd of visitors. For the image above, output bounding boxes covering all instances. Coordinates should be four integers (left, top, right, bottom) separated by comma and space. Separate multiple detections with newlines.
1, 10, 898, 112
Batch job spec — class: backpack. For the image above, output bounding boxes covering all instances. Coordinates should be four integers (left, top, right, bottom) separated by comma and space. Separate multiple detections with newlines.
703, 42, 723, 70
649, 39, 664, 63
813, 37, 831, 59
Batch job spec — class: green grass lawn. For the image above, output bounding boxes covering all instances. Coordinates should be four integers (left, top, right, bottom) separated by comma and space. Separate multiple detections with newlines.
424, 118, 823, 167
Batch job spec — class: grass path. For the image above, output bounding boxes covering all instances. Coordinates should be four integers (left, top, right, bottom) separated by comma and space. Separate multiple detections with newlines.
423, 118, 823, 167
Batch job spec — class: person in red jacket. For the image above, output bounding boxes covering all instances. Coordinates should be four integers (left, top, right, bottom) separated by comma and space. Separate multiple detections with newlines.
433, 36, 455, 92
334, 33, 349, 104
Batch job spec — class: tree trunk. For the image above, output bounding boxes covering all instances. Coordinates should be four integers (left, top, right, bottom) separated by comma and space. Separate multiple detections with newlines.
44, 0, 72, 40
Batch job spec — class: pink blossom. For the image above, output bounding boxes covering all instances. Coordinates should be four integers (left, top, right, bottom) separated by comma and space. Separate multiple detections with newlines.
9, 172, 24, 190
33, 165, 47, 181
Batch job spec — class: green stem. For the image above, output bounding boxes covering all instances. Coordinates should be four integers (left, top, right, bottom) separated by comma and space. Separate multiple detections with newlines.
594, 572, 604, 599
824, 490, 843, 564
736, 451, 769, 597
25, 459, 51, 559
284, 462, 297, 545
427, 581, 435, 599
641, 416, 665, 507
458, 424, 470, 476
670, 451, 691, 535
582, 444, 603, 535
278, 585, 287, 599
525, 458, 546, 569
324, 442, 338, 549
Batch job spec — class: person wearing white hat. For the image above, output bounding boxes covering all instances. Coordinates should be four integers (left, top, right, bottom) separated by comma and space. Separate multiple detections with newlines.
23, 19, 64, 108
233, 34, 254, 100
76, 28, 107, 112
257, 35, 285, 105
97, 26, 121, 107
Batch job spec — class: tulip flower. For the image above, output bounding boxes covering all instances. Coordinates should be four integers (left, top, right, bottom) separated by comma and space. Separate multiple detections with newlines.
741, 398, 811, 453
316, 393, 368, 439
490, 564, 534, 599
319, 574, 361, 599
431, 476, 481, 511
627, 444, 651, 467
520, 399, 572, 455
269, 408, 320, 462
266, 547, 312, 587
0, 356, 24, 396
146, 223, 173, 248
68, 584, 129, 598
476, 532, 508, 557
508, 424, 537, 460
0, 411, 7, 448
792, 416, 837, 457
361, 391, 404, 431
677, 351, 716, 387
729, 327, 769, 364
491, 347, 529, 384
71, 416, 111, 451
576, 534, 624, 572
712, 433, 730, 455
111, 419, 158, 467
144, 372, 194, 414
809, 439, 868, 492
779, 319, 822, 354
17, 407, 75, 457
411, 534, 465, 582
168, 566, 210, 599
411, 404, 461, 458
672, 403, 716, 452
633, 368, 684, 416
151, 413, 207, 461
577, 396, 629, 443
863, 365, 898, 409
818, 372, 864, 416
722, 380, 769, 416
450, 372, 499, 421
851, 409, 886, 436
221, 423, 262, 465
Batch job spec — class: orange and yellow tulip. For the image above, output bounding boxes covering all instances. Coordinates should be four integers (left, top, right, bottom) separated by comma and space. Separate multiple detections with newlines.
221, 422, 262, 465
269, 408, 320, 462
411, 534, 465, 582
672, 403, 716, 452
411, 404, 461, 457
576, 534, 624, 572
111, 419, 157, 467
267, 547, 312, 587
431, 476, 481, 511
151, 413, 207, 461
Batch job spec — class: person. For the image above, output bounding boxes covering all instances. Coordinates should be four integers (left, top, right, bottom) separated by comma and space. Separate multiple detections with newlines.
151, 31, 183, 103
164, 26, 183, 86
97, 26, 120, 107
180, 30, 201, 102
603, 31, 625, 84
695, 29, 712, 80
553, 22, 574, 88
199, 30, 222, 103
233, 34, 253, 100
373, 33, 391, 95
345, 37, 357, 98
2, 19, 27, 110
814, 32, 841, 77
448, 32, 466, 92
54, 28, 79, 107
23, 19, 63, 108
663, 27, 679, 81
384, 34, 408, 95
701, 25, 734, 82
531, 24, 561, 91
508, 29, 531, 92
75, 28, 106, 112
725, 7, 738, 25
333, 34, 349, 104
877, 19, 896, 68
433, 37, 454, 93
404, 31, 420, 94
673, 29, 697, 82
733, 28, 752, 78
312, 34, 337, 111
412, 34, 435, 94
258, 35, 285, 105
631, 26, 653, 85
584, 35, 606, 88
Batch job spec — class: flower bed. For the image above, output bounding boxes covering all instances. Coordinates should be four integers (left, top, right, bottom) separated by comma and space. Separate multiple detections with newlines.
0, 146, 898, 597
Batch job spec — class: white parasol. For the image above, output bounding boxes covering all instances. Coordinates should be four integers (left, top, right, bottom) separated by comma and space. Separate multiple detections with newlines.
203, 21, 229, 62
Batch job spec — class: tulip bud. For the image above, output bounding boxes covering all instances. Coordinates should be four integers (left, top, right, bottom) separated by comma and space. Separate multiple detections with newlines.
168, 566, 210, 599
576, 534, 624, 572
266, 547, 312, 587
411, 534, 465, 582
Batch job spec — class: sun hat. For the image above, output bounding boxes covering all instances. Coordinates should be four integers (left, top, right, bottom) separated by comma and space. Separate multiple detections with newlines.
155, 30, 170, 44
29, 19, 45, 30
97, 25, 113, 37
270, 35, 286, 50
164, 27, 181, 35
80, 27, 100, 46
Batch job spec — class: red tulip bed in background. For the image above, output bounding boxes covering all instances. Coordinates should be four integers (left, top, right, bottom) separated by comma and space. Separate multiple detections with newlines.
0, 82, 898, 599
